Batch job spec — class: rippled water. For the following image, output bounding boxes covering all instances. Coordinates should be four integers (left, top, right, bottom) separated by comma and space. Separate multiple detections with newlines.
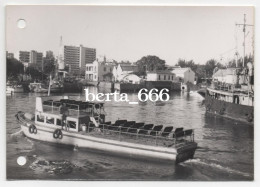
6, 87, 254, 180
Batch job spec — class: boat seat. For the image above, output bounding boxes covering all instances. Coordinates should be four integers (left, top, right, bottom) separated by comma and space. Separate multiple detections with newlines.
161, 126, 174, 137
120, 121, 135, 132
184, 129, 193, 136
172, 127, 185, 139
107, 121, 124, 131
127, 123, 144, 133
150, 125, 163, 136
138, 124, 154, 134
43, 100, 53, 106
174, 130, 185, 138
122, 121, 135, 127
53, 101, 61, 107
174, 127, 184, 134
104, 121, 111, 125
115, 120, 127, 126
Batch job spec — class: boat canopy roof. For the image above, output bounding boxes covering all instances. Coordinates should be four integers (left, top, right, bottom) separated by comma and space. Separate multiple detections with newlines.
36, 96, 104, 113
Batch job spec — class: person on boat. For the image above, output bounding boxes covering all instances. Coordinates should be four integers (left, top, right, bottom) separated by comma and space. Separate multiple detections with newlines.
59, 103, 69, 130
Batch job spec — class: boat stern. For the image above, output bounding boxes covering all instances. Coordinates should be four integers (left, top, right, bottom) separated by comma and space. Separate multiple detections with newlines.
175, 142, 197, 164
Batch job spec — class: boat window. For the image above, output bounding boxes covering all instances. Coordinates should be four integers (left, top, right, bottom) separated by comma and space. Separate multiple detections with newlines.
67, 120, 77, 129
46, 117, 54, 125
37, 115, 44, 123
56, 119, 62, 126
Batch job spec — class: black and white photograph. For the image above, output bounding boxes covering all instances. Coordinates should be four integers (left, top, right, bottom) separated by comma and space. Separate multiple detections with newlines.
5, 5, 254, 181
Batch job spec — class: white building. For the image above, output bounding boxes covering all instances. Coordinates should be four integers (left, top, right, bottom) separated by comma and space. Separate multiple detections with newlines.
146, 70, 176, 82
113, 63, 138, 82
85, 60, 115, 82
171, 67, 195, 84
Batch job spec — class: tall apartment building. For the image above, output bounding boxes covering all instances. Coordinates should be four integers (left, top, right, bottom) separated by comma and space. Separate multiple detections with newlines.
19, 50, 43, 64
19, 51, 30, 63
30, 50, 43, 64
64, 45, 96, 75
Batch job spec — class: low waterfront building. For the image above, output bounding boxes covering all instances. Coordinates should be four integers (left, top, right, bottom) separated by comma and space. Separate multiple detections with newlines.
146, 70, 176, 82
170, 67, 195, 84
113, 63, 138, 82
85, 60, 115, 82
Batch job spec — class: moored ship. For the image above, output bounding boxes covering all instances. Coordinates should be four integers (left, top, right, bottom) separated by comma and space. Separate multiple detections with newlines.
15, 96, 197, 164
198, 65, 254, 124
198, 14, 254, 124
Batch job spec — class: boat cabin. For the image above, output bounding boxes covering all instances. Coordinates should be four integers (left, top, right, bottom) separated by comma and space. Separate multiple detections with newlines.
34, 96, 105, 132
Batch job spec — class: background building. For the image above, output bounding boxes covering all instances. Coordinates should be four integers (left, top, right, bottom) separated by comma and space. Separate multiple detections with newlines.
112, 63, 138, 82
30, 50, 43, 64
19, 50, 43, 64
64, 45, 96, 75
171, 67, 195, 84
85, 59, 115, 82
146, 70, 176, 82
19, 51, 30, 63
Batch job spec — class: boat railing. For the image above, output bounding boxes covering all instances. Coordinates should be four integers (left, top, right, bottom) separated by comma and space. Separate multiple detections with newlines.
85, 123, 195, 147
211, 82, 235, 93
42, 100, 105, 117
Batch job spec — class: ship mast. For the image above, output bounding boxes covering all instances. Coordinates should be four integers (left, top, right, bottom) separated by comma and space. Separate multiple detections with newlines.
235, 14, 254, 67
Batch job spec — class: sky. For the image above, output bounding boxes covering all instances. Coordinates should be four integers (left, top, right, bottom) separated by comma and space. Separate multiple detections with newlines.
5, 6, 254, 65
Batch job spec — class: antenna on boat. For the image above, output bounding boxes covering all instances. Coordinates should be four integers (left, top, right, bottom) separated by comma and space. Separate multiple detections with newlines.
235, 14, 254, 67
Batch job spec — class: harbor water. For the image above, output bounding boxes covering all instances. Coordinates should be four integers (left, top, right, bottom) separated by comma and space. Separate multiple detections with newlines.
6, 87, 254, 180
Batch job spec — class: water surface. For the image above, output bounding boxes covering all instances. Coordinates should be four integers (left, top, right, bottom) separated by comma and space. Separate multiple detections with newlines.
6, 88, 254, 180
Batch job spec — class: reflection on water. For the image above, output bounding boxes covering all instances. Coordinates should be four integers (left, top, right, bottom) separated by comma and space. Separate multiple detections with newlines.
6, 87, 253, 180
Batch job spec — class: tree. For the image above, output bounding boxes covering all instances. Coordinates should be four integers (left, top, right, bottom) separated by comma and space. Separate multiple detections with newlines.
205, 59, 224, 77
6, 58, 24, 78
43, 57, 56, 76
136, 55, 166, 75
25, 63, 46, 81
176, 59, 198, 73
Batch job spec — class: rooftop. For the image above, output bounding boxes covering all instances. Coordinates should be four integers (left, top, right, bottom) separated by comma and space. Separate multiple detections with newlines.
119, 64, 138, 72
147, 70, 175, 74
171, 68, 192, 74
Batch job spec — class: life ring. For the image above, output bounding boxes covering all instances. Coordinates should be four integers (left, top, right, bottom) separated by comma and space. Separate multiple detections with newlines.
53, 129, 63, 139
29, 124, 37, 134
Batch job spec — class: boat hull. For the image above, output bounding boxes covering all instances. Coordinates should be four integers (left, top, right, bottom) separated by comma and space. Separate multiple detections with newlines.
18, 116, 197, 164
205, 94, 254, 124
